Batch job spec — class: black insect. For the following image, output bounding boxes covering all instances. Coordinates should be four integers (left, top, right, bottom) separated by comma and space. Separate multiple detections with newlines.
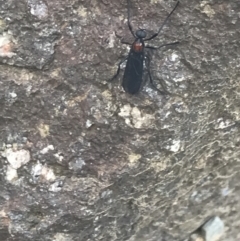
111, 0, 180, 94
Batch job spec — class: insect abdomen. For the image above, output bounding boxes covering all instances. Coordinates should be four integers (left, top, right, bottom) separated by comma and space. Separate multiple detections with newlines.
122, 50, 144, 94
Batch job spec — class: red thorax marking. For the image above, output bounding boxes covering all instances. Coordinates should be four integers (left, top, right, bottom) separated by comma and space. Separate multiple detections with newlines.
132, 42, 143, 52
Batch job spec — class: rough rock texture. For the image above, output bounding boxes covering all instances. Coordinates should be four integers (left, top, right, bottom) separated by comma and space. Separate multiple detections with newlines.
0, 0, 239, 240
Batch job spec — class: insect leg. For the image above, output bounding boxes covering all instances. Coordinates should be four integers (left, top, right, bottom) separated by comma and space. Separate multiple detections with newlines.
145, 54, 171, 95
144, 1, 180, 42
145, 41, 179, 50
114, 31, 132, 45
110, 56, 128, 82
121, 40, 132, 45
127, 0, 136, 38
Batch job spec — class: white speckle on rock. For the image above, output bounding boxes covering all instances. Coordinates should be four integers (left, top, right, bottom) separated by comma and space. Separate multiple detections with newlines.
201, 4, 215, 18
5, 148, 30, 169
118, 104, 131, 118
128, 153, 141, 166
169, 53, 179, 62
101, 189, 113, 199
0, 210, 7, 218
32, 162, 42, 177
77, 5, 88, 18
131, 107, 141, 119
166, 140, 181, 152
53, 232, 73, 240
221, 187, 231, 197
190, 233, 204, 241
32, 162, 56, 182
37, 123, 50, 138
173, 76, 184, 82
108, 32, 115, 48
41, 166, 55, 181
0, 32, 16, 57
86, 119, 93, 128
54, 153, 64, 162
6, 165, 18, 182
28, 0, 48, 19
40, 145, 54, 154
118, 105, 155, 129
9, 92, 17, 98
131, 107, 154, 129
49, 180, 63, 192
69, 158, 85, 171
215, 118, 234, 129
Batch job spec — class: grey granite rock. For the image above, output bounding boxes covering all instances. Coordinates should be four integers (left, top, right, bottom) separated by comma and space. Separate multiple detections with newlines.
0, 0, 239, 240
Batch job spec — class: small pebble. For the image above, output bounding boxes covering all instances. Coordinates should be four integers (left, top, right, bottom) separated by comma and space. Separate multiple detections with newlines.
201, 216, 224, 241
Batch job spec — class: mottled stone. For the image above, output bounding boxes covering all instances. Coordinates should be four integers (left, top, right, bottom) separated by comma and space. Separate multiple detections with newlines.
0, 0, 239, 240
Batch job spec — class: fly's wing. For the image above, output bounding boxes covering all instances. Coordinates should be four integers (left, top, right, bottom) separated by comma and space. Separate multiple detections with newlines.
122, 50, 144, 94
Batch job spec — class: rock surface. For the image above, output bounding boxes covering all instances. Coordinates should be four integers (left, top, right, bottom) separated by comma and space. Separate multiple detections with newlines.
0, 0, 239, 240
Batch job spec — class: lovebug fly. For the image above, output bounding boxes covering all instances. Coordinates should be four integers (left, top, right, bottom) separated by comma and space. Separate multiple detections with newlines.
111, 0, 180, 94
